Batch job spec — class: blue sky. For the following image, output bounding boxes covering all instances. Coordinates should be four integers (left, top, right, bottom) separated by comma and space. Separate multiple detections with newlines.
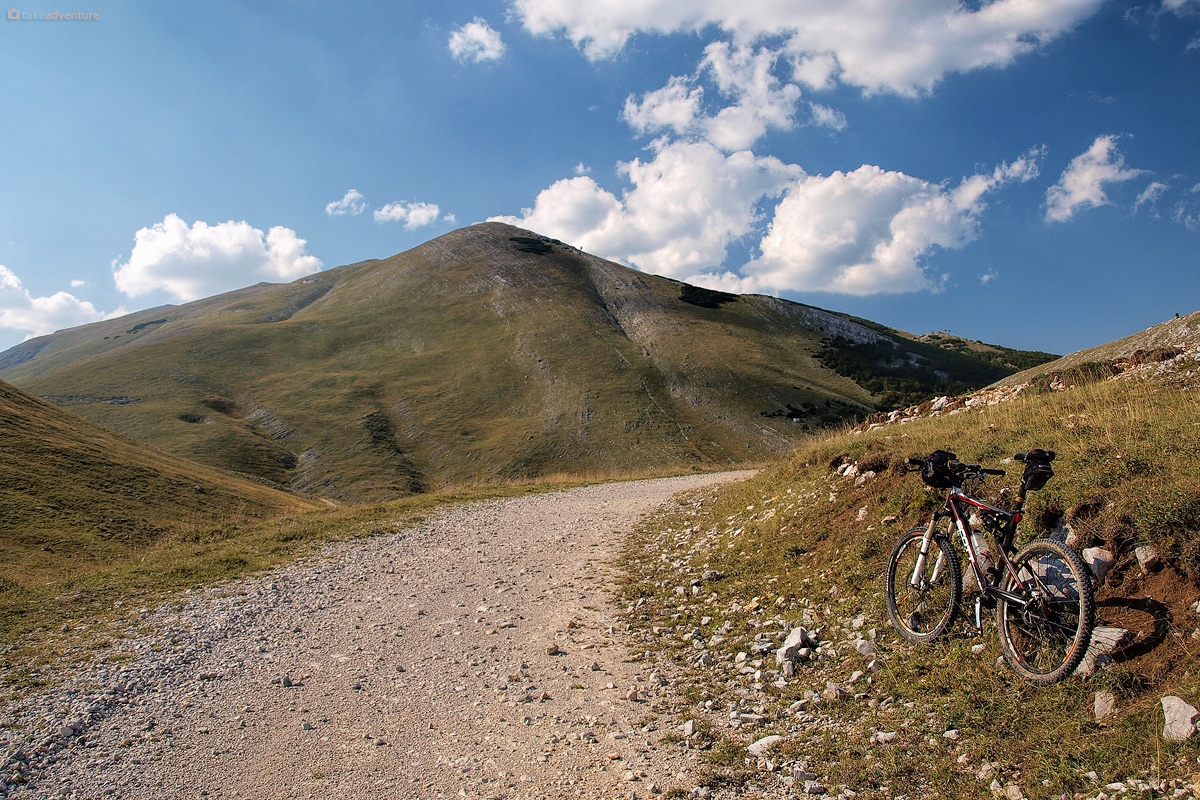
1, 0, 1197, 355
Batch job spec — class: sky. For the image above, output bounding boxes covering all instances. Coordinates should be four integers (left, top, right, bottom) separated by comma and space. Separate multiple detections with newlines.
1, 0, 1197, 355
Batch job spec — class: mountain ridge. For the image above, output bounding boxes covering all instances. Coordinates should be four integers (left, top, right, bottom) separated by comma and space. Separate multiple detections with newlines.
0, 223, 1046, 502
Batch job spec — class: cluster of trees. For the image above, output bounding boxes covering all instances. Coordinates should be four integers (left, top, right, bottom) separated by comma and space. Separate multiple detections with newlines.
817, 335, 1024, 411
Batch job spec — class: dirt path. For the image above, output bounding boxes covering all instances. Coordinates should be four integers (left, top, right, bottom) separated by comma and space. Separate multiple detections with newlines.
7, 472, 753, 800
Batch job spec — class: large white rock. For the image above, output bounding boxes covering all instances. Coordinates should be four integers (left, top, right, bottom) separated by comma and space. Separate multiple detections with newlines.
1081, 547, 1115, 583
1162, 696, 1200, 742
747, 734, 783, 757
1094, 691, 1118, 721
776, 627, 811, 665
1073, 627, 1133, 678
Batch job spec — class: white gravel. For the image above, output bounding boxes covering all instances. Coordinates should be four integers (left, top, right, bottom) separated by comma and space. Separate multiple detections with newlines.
2, 472, 753, 800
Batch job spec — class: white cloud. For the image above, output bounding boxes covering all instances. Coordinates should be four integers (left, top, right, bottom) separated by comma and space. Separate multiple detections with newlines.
1045, 135, 1146, 223
514, 0, 1105, 95
1134, 180, 1169, 214
807, 102, 847, 132
0, 265, 117, 340
325, 188, 366, 216
623, 76, 704, 139
691, 149, 1043, 296
449, 18, 506, 63
374, 201, 445, 229
112, 214, 323, 301
1172, 182, 1200, 229
494, 142, 1041, 295
490, 140, 801, 277
623, 42, 802, 151
980, 269, 999, 285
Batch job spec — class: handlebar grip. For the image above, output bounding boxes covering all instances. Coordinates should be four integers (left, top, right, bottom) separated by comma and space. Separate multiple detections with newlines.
906, 457, 924, 466
983, 468, 1006, 476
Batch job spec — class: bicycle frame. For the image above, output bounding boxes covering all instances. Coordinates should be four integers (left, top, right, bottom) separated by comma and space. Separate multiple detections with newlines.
911, 487, 1039, 629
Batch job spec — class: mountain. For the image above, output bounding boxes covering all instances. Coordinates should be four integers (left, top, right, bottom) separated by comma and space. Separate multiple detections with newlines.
0, 379, 319, 589
0, 223, 1046, 502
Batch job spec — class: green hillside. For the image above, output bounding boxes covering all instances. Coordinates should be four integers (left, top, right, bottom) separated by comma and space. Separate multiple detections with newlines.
0, 378, 321, 638
0, 223, 1044, 503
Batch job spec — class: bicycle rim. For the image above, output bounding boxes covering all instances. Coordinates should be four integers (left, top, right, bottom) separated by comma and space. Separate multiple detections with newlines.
997, 539, 1095, 684
885, 528, 961, 643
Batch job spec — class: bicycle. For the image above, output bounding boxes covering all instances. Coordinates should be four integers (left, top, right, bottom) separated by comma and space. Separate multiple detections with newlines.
883, 448, 1095, 684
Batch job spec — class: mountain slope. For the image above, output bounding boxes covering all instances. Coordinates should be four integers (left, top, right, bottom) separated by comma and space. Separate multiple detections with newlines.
0, 379, 320, 589
992, 309, 1200, 387
0, 223, 1040, 502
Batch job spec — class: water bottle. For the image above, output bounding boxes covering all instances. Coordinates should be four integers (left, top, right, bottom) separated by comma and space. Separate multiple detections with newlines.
970, 529, 994, 579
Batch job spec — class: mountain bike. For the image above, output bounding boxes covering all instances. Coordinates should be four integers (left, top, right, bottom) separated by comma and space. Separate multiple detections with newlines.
883, 448, 1095, 684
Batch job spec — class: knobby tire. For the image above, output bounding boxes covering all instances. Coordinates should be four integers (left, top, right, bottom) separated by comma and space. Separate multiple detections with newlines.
885, 525, 962, 644
996, 538, 1095, 684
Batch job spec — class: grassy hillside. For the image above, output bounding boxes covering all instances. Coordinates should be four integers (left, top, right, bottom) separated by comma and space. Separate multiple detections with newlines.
0, 223, 1045, 503
994, 310, 1200, 388
0, 379, 322, 643
618, 350, 1200, 798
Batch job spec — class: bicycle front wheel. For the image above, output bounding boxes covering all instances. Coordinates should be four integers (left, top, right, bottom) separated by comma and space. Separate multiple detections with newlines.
997, 538, 1095, 684
885, 525, 962, 643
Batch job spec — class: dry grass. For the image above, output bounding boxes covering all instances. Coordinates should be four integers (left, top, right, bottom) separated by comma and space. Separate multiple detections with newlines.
619, 370, 1200, 799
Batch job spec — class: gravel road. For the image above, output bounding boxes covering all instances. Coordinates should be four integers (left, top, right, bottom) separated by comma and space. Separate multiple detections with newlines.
4, 472, 753, 800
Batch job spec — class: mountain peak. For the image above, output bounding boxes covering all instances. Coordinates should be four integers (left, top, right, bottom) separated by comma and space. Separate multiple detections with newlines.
0, 227, 1042, 502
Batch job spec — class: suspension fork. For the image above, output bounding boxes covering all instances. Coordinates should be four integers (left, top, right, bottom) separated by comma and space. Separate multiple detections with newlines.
909, 512, 947, 588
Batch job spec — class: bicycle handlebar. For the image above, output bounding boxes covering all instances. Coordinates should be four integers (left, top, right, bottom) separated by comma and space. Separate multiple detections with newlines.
954, 462, 1006, 478
906, 455, 1005, 478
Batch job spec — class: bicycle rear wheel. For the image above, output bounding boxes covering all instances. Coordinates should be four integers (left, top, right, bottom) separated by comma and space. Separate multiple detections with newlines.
997, 538, 1095, 684
885, 525, 962, 643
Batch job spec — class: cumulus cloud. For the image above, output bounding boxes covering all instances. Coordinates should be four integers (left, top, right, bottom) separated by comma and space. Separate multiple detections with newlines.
449, 18, 506, 63
0, 265, 116, 341
623, 42, 802, 150
495, 139, 1040, 297
112, 214, 323, 301
1045, 135, 1146, 223
623, 76, 704, 139
325, 188, 366, 216
514, 0, 1105, 95
490, 140, 801, 277
373, 201, 446, 229
688, 150, 1041, 296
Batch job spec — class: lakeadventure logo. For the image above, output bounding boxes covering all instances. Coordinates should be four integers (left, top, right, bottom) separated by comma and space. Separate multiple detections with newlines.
8, 8, 102, 20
